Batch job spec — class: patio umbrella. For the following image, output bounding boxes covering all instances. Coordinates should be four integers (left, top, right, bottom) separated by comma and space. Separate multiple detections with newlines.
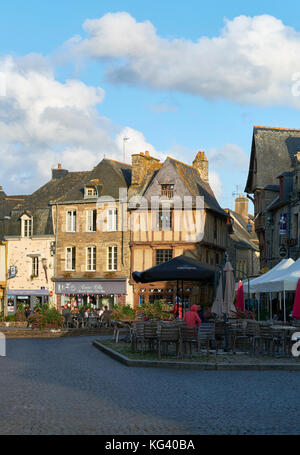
236, 280, 245, 311
222, 261, 237, 317
211, 273, 223, 318
292, 278, 300, 319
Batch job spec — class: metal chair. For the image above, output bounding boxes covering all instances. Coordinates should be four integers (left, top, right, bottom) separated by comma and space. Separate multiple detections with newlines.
179, 326, 198, 358
197, 323, 215, 360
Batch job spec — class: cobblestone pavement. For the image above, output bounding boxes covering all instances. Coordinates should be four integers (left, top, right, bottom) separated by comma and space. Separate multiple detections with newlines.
1, 336, 300, 435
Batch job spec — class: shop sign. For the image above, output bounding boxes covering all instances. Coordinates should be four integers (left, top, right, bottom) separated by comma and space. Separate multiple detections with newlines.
280, 213, 287, 235
8, 266, 17, 278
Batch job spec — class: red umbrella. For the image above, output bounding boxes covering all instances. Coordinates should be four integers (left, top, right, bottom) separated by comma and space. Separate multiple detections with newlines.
236, 280, 245, 311
292, 278, 300, 319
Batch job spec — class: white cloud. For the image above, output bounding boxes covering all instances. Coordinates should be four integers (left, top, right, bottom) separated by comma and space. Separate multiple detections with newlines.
67, 12, 300, 107
207, 144, 249, 171
208, 170, 222, 202
0, 54, 164, 194
150, 103, 178, 113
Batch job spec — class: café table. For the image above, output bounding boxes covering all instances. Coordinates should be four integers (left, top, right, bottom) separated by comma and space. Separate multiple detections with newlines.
271, 326, 296, 355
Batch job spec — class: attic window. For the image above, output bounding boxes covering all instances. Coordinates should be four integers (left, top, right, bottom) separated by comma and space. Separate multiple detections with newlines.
21, 215, 33, 237
85, 187, 97, 198
161, 184, 174, 199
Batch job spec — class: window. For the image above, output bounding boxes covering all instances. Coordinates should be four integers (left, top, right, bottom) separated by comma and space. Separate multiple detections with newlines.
213, 216, 217, 240
156, 210, 172, 230
107, 209, 118, 231
86, 210, 97, 232
107, 246, 117, 271
156, 249, 173, 265
86, 187, 97, 197
66, 247, 76, 271
22, 216, 33, 237
32, 257, 39, 277
86, 246, 96, 271
161, 184, 174, 199
66, 211, 76, 232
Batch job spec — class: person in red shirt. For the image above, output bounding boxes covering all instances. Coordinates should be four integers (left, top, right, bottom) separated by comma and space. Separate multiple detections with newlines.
184, 304, 202, 328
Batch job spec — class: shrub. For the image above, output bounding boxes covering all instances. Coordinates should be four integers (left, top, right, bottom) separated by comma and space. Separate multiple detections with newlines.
29, 306, 63, 329
111, 303, 136, 321
137, 300, 173, 320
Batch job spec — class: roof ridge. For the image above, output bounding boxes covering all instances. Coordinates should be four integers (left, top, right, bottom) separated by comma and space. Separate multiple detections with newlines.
167, 156, 195, 169
254, 125, 300, 132
104, 158, 132, 167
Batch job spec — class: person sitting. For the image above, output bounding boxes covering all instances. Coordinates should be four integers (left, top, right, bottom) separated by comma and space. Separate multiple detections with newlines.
184, 304, 202, 328
197, 305, 207, 323
101, 306, 111, 327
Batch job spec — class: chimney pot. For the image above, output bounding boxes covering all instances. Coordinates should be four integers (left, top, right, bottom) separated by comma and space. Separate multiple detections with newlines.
58, 163, 62, 169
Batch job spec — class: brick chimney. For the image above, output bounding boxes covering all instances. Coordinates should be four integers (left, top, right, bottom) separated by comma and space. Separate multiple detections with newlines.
235, 195, 249, 220
192, 151, 209, 183
52, 163, 69, 180
131, 152, 161, 186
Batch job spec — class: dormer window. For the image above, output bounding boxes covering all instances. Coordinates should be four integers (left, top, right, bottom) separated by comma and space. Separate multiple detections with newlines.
161, 184, 174, 199
85, 186, 97, 198
21, 214, 33, 237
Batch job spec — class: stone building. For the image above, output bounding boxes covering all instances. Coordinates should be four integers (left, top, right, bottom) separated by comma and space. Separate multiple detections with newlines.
128, 151, 229, 308
51, 159, 133, 311
225, 196, 260, 280
245, 126, 300, 269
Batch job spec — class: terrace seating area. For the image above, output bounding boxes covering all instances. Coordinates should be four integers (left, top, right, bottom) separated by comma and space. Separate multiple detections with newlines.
111, 318, 300, 359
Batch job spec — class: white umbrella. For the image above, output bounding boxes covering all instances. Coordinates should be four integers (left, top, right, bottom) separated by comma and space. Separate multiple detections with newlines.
222, 262, 237, 317
211, 274, 223, 318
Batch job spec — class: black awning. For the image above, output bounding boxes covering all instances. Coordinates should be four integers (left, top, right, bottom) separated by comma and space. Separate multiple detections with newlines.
132, 255, 215, 283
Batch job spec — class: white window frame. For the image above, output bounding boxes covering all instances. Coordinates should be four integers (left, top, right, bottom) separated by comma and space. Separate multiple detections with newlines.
107, 246, 117, 271
65, 247, 76, 271
107, 209, 118, 232
85, 187, 97, 198
86, 209, 97, 232
21, 216, 33, 237
86, 246, 96, 271
66, 210, 76, 232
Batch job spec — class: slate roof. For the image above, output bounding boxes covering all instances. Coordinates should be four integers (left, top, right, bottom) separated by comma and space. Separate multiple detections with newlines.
245, 126, 300, 193
227, 209, 259, 251
55, 159, 132, 203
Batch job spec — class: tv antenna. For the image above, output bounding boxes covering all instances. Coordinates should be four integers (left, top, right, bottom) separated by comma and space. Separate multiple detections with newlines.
123, 136, 130, 162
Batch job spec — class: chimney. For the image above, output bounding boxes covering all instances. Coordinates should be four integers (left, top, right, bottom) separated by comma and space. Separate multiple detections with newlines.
52, 163, 69, 180
131, 151, 161, 186
193, 151, 209, 183
235, 195, 249, 220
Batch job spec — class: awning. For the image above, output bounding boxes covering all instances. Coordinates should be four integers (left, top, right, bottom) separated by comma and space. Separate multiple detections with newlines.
7, 289, 50, 296
132, 255, 215, 283
55, 280, 126, 295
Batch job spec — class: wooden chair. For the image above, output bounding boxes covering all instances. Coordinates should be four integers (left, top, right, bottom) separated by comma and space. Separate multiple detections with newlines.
229, 320, 248, 353
245, 320, 261, 355
179, 326, 198, 358
157, 324, 181, 360
143, 321, 158, 351
197, 323, 215, 360
131, 322, 145, 354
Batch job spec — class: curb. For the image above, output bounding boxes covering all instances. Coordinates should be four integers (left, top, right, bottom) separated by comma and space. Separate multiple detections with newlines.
0, 327, 114, 339
93, 340, 300, 371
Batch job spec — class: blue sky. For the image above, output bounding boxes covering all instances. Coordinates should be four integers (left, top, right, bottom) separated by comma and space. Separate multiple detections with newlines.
1, 0, 300, 211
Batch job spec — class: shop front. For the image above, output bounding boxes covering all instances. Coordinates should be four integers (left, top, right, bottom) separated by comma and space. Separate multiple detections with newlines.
6, 289, 50, 313
54, 279, 127, 311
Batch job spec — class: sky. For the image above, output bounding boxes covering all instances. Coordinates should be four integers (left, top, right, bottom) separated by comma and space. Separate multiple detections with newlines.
1, 0, 300, 212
